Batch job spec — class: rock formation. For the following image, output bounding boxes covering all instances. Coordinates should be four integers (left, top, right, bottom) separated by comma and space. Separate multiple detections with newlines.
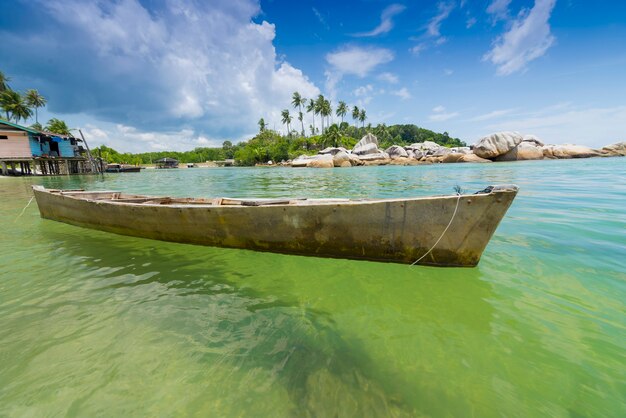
473, 132, 523, 159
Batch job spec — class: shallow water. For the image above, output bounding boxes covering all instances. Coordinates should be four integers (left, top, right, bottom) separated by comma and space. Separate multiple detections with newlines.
1, 158, 625, 417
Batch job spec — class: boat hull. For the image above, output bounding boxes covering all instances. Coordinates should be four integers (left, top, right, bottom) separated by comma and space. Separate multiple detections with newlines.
32, 186, 518, 266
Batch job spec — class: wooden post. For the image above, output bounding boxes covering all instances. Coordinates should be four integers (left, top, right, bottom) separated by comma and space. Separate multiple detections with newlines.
1, 161, 7, 175
78, 129, 100, 174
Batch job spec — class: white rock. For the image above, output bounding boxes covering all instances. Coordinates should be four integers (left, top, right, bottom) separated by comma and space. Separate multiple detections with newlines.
541, 144, 601, 159
522, 134, 545, 147
332, 151, 351, 167
495, 142, 544, 161
385, 145, 408, 159
474, 132, 523, 159
352, 133, 379, 155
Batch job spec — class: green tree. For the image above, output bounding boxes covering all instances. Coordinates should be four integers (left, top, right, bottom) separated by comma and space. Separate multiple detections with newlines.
291, 92, 306, 136
336, 101, 348, 124
25, 89, 47, 124
321, 99, 332, 129
0, 90, 19, 120
258, 118, 266, 132
222, 140, 234, 159
314, 95, 325, 133
0, 71, 10, 93
281, 109, 292, 136
323, 124, 341, 148
359, 109, 367, 128
306, 98, 316, 135
0, 90, 32, 123
45, 118, 71, 135
351, 106, 360, 128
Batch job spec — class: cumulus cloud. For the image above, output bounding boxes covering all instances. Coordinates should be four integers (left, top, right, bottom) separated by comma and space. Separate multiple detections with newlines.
484, 0, 557, 75
325, 46, 394, 96
0, 0, 319, 144
353, 4, 406, 37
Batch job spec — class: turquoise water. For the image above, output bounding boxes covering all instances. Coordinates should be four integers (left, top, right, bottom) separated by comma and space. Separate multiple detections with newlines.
1, 158, 624, 417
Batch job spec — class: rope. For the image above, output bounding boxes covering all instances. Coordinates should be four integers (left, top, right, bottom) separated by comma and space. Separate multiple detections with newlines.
411, 192, 462, 266
14, 196, 34, 223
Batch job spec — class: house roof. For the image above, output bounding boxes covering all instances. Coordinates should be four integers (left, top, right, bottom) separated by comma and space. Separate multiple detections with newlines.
0, 119, 40, 135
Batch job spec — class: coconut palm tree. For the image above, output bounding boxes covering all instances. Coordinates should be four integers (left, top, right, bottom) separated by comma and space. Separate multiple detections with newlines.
45, 118, 71, 135
258, 118, 266, 132
352, 106, 360, 128
291, 92, 306, 136
323, 124, 341, 148
281, 109, 292, 136
0, 71, 10, 93
25, 89, 47, 124
336, 101, 348, 124
11, 96, 33, 123
306, 99, 316, 135
0, 90, 29, 122
315, 95, 329, 134
324, 99, 332, 128
359, 109, 367, 128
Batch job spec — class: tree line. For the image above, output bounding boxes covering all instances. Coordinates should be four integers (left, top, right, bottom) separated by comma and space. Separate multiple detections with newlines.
0, 70, 72, 135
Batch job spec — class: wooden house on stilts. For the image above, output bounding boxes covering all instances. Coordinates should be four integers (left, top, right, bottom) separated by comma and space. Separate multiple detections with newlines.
0, 120, 93, 176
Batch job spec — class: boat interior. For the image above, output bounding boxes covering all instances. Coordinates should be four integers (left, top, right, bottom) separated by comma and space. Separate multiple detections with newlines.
47, 189, 355, 206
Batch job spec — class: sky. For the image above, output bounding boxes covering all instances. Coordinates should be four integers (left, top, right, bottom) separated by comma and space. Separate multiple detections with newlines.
1, 0, 625, 151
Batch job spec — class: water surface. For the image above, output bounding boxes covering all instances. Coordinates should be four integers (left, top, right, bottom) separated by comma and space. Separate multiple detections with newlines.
1, 158, 624, 417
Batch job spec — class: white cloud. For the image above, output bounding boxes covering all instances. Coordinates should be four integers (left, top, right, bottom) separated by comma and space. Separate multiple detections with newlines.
353, 4, 406, 37
444, 68, 454, 75
353, 84, 374, 97
410, 2, 454, 56
391, 88, 412, 100
325, 46, 394, 96
484, 0, 557, 75
429, 112, 459, 122
83, 123, 226, 153
326, 46, 394, 77
429, 105, 458, 121
409, 43, 427, 55
427, 2, 454, 37
468, 108, 518, 121
466, 17, 477, 28
312, 7, 329, 30
377, 72, 399, 83
486, 0, 512, 22
4, 0, 320, 140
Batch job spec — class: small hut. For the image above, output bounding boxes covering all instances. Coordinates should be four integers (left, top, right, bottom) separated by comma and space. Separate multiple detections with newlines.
155, 157, 179, 169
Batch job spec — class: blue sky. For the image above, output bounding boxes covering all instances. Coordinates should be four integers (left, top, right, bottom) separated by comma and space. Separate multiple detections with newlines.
1, 0, 625, 151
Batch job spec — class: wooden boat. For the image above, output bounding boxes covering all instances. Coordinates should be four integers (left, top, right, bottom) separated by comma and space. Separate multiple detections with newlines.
32, 185, 518, 266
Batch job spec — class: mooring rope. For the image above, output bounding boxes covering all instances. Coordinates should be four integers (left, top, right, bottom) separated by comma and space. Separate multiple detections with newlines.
14, 196, 34, 223
411, 192, 462, 266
